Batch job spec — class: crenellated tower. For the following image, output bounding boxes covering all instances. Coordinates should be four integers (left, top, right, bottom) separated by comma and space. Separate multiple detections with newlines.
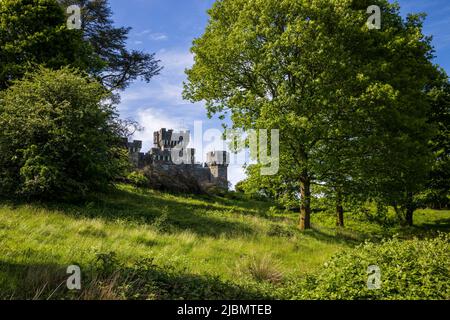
206, 151, 229, 189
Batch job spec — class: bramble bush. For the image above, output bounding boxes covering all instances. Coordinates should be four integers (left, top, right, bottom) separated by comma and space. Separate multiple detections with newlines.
277, 234, 450, 300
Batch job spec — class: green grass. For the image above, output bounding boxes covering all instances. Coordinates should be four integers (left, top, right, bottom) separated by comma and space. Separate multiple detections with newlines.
0, 184, 449, 299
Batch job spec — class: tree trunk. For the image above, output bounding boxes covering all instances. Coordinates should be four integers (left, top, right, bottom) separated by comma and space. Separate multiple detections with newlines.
405, 207, 414, 226
299, 176, 311, 230
405, 192, 415, 227
336, 192, 344, 227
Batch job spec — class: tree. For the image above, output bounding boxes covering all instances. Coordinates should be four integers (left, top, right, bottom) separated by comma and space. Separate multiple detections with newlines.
238, 163, 300, 208
0, 67, 129, 199
0, 0, 161, 91
353, 11, 438, 226
58, 0, 162, 90
422, 72, 450, 209
0, 0, 101, 90
184, 0, 437, 229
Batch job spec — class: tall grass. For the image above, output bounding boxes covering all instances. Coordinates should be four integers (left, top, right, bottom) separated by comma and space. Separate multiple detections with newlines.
0, 184, 448, 299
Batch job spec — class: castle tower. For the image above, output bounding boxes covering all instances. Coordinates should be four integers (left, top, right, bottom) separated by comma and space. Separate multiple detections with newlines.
206, 151, 230, 190
151, 129, 195, 164
154, 128, 175, 150
123, 139, 144, 168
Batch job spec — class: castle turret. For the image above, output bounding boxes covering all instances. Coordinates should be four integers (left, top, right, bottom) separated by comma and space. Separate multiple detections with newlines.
123, 139, 144, 168
154, 128, 174, 150
206, 151, 230, 190
151, 129, 194, 164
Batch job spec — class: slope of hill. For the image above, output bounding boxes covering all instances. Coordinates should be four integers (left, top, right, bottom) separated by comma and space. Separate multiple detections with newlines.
0, 185, 449, 300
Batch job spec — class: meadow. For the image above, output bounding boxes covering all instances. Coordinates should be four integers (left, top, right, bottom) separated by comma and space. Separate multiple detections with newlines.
0, 184, 449, 300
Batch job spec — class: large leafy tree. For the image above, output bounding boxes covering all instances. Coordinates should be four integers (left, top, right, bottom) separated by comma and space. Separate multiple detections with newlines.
0, 67, 129, 199
422, 72, 450, 209
353, 13, 438, 227
58, 0, 162, 90
184, 0, 437, 229
0, 0, 161, 91
0, 0, 99, 89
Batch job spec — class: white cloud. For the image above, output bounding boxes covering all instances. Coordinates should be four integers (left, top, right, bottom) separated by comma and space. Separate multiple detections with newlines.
157, 49, 194, 72
228, 166, 246, 189
133, 107, 184, 151
135, 29, 152, 37
120, 49, 195, 108
120, 81, 186, 106
133, 30, 168, 41
148, 33, 168, 41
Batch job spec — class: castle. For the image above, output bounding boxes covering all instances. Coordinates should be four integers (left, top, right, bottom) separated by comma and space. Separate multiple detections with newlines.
124, 128, 230, 190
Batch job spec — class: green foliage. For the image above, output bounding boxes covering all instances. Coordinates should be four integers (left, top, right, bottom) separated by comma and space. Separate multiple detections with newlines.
0, 0, 100, 89
237, 164, 300, 208
0, 67, 128, 199
423, 73, 450, 209
126, 171, 150, 188
57, 0, 162, 91
283, 234, 450, 300
0, 0, 160, 91
184, 0, 439, 228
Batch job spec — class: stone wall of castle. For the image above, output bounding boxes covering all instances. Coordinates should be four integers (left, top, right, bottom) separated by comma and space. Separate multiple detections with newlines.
123, 128, 229, 190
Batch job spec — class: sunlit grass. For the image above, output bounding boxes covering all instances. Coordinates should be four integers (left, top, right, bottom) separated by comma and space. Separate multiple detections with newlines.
0, 184, 448, 299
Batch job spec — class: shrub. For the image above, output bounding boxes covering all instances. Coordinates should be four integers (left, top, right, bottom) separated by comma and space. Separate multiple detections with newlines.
0, 67, 129, 199
266, 224, 295, 238
238, 255, 284, 285
127, 171, 149, 188
281, 234, 450, 300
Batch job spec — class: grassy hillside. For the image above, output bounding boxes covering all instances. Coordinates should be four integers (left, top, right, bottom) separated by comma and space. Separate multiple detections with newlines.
0, 185, 449, 299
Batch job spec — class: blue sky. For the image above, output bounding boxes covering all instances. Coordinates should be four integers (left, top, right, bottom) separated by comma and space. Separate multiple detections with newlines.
109, 0, 450, 187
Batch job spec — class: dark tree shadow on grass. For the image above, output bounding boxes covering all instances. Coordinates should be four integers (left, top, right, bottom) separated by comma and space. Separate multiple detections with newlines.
0, 260, 270, 300
417, 218, 450, 233
1, 188, 257, 238
394, 218, 450, 240
299, 225, 369, 247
